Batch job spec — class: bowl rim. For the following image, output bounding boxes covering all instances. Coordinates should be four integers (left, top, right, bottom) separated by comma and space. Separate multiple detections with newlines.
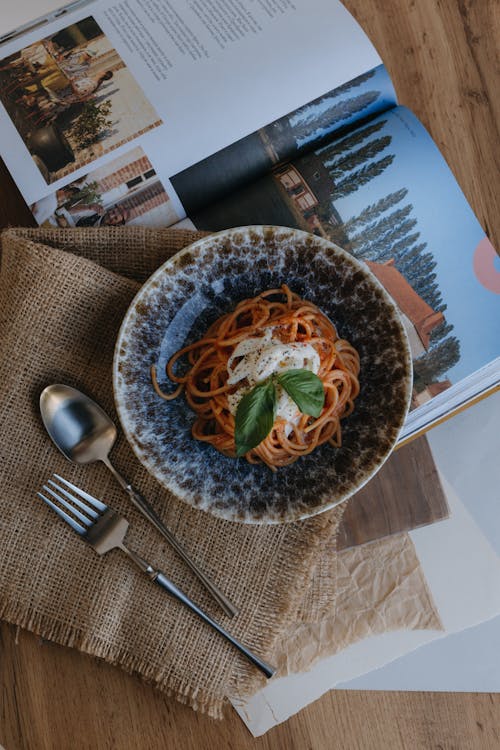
113, 225, 413, 524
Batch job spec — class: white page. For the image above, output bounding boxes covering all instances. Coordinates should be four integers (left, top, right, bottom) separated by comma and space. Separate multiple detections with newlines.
0, 0, 381, 206
339, 615, 500, 692
231, 392, 500, 735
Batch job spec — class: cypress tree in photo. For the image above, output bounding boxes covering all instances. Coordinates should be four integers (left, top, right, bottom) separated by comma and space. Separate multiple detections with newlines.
424, 290, 444, 310
349, 204, 414, 248
377, 236, 421, 264
341, 187, 408, 233
394, 240, 426, 267
327, 136, 392, 178
406, 257, 438, 280
291, 91, 381, 142
291, 69, 376, 127
414, 279, 438, 301
414, 336, 461, 383
332, 154, 395, 200
358, 217, 418, 260
326, 69, 376, 97
413, 273, 438, 297
353, 232, 419, 263
430, 321, 455, 343
396, 248, 427, 278
316, 119, 386, 162
405, 252, 438, 285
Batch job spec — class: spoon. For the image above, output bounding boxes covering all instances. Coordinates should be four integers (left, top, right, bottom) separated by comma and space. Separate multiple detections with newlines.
39, 383, 239, 618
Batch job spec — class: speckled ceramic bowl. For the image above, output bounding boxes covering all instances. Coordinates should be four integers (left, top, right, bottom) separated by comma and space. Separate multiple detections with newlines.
113, 226, 412, 524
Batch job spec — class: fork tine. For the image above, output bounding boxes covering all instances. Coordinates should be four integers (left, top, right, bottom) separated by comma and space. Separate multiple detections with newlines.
37, 491, 86, 535
47, 478, 99, 520
53, 473, 107, 512
42, 484, 94, 527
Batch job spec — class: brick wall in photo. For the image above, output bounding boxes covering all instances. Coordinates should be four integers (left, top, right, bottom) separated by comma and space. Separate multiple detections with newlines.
98, 156, 152, 192
118, 180, 168, 219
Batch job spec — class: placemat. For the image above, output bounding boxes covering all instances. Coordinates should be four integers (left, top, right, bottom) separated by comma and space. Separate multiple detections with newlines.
0, 227, 347, 717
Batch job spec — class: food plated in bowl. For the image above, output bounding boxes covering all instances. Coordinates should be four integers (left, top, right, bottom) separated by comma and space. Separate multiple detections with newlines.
113, 225, 412, 523
151, 284, 361, 471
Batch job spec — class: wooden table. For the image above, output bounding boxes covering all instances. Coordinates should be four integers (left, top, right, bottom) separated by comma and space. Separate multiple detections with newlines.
1, 1, 499, 747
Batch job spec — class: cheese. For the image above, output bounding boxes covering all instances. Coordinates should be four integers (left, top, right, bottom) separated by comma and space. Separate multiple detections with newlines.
226, 328, 320, 425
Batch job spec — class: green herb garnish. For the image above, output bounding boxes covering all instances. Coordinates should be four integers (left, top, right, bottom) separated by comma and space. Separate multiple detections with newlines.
234, 369, 325, 456
277, 369, 325, 419
235, 379, 277, 457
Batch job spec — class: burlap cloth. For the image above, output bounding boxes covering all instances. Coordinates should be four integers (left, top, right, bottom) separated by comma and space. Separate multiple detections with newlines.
0, 227, 441, 718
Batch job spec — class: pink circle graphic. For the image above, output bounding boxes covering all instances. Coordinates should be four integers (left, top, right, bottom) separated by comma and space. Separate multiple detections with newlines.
473, 237, 500, 294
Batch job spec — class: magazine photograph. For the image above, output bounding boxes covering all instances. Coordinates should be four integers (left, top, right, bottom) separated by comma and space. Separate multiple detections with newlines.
31, 146, 181, 227
0, 16, 161, 183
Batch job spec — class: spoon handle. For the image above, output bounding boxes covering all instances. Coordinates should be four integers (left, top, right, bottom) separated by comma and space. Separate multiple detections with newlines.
102, 458, 239, 618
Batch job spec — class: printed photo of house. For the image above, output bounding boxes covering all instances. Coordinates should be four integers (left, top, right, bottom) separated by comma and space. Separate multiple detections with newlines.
365, 259, 444, 358
364, 259, 453, 406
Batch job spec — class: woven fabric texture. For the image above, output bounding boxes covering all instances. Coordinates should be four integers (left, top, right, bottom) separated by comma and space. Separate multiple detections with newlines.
0, 227, 345, 717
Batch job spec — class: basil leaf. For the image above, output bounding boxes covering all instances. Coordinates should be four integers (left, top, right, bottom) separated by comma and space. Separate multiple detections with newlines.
235, 379, 277, 456
277, 369, 325, 418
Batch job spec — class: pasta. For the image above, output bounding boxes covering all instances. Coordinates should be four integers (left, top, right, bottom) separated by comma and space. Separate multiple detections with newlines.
151, 285, 360, 471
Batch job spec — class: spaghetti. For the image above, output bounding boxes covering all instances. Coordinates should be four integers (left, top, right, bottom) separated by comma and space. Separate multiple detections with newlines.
151, 285, 360, 471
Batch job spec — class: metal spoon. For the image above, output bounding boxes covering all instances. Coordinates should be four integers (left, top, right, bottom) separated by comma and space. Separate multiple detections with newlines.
39, 383, 239, 618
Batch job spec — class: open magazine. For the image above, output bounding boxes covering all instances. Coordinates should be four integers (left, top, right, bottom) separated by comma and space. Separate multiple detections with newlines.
0, 0, 498, 442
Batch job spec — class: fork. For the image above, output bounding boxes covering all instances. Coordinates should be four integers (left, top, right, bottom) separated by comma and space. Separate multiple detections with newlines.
37, 474, 275, 679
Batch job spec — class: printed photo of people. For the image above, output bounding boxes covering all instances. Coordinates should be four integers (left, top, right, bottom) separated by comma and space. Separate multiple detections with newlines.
0, 17, 162, 183
30, 147, 181, 228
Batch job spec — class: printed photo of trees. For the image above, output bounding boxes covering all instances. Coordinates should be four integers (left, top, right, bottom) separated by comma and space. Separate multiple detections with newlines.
305, 119, 460, 399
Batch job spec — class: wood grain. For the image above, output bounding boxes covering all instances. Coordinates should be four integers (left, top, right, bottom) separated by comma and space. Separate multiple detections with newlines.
0, 0, 499, 747
1, 623, 499, 750
338, 437, 449, 550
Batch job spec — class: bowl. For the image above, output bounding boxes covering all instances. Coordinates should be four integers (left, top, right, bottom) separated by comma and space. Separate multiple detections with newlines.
113, 226, 412, 523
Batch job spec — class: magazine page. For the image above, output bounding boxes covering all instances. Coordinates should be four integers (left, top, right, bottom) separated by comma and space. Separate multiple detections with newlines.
0, 0, 384, 226
181, 105, 500, 426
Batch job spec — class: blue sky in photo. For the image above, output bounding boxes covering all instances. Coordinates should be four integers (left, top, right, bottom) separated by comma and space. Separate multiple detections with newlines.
292, 64, 397, 149
330, 107, 499, 383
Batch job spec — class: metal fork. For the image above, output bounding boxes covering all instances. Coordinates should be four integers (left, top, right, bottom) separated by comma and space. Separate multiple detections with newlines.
37, 474, 275, 679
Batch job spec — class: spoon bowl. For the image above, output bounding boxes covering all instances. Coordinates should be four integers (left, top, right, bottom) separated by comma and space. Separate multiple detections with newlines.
40, 384, 117, 464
